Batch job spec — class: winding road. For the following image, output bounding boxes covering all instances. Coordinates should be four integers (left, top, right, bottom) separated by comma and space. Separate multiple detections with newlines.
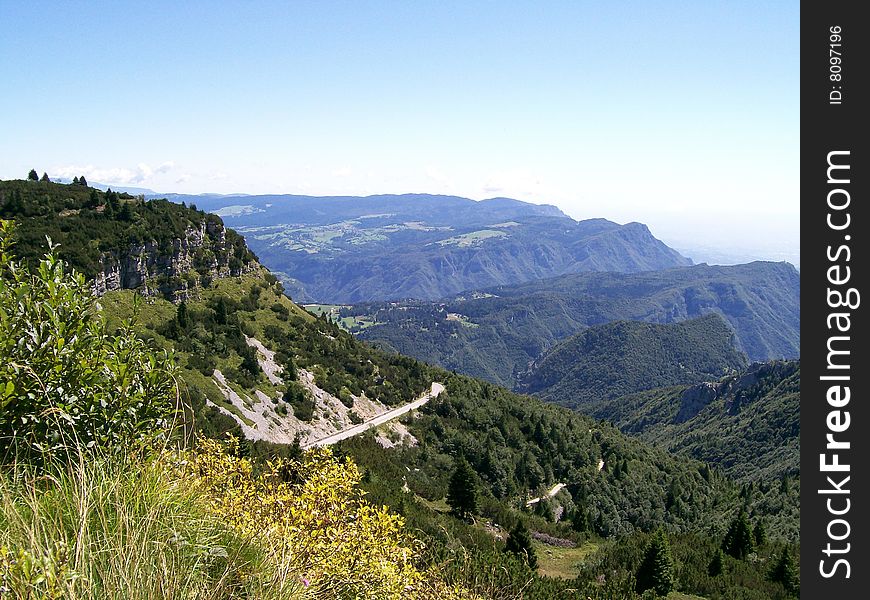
302, 382, 445, 449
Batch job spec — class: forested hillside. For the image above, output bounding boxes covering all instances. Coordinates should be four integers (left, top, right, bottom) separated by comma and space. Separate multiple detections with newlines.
518, 314, 748, 411
597, 361, 800, 483
0, 179, 256, 300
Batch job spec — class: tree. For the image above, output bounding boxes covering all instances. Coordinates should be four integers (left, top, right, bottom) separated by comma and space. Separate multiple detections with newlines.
40, 172, 50, 182
571, 505, 589, 532
79, 175, 88, 187
635, 529, 674, 596
753, 520, 767, 547
214, 296, 229, 325
722, 510, 755, 559
446, 456, 478, 519
72, 176, 80, 185
505, 519, 537, 569
708, 548, 725, 577
27, 169, 38, 181
176, 301, 189, 329
119, 201, 133, 221
769, 548, 799, 596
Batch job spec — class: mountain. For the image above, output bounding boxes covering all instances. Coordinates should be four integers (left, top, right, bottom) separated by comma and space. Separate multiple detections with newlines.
1, 178, 798, 598
517, 314, 749, 411
597, 361, 800, 483
155, 192, 692, 302
346, 261, 798, 389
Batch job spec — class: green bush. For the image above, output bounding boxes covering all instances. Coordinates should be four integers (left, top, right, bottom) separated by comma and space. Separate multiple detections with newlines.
0, 220, 177, 466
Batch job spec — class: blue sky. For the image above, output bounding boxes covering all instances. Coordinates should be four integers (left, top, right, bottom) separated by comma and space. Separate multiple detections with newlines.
0, 1, 798, 262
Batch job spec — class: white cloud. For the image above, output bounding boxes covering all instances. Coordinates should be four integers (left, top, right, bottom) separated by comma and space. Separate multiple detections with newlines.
51, 162, 176, 185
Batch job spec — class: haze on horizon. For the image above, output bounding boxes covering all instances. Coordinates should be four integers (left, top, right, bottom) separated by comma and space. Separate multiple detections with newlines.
0, 1, 798, 265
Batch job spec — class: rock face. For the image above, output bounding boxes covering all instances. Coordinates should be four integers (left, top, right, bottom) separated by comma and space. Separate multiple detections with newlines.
675, 361, 781, 423
92, 221, 253, 301
675, 382, 721, 423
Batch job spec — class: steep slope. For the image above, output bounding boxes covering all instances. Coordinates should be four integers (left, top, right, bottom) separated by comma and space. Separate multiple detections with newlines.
598, 361, 800, 483
517, 314, 748, 411
349, 261, 799, 388
158, 192, 691, 302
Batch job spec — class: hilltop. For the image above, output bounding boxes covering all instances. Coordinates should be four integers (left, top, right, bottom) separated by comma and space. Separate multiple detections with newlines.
517, 314, 749, 412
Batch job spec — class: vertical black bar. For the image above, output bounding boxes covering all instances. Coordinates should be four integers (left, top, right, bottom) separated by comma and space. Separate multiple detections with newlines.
801, 1, 868, 597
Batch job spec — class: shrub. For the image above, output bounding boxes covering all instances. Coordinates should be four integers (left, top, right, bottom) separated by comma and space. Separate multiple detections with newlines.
182, 437, 425, 598
0, 220, 177, 466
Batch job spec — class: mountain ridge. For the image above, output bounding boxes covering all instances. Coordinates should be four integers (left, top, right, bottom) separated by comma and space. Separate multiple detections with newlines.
154, 191, 691, 302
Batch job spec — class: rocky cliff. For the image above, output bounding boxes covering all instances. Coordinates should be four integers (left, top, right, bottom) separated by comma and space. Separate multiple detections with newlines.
91, 219, 255, 301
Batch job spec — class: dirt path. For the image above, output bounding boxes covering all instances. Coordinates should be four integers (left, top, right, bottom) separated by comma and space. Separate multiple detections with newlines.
302, 382, 445, 449
526, 482, 567, 506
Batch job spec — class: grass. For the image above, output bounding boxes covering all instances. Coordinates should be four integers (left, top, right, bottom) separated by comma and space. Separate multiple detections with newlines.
0, 451, 304, 600
533, 540, 599, 580
435, 230, 507, 248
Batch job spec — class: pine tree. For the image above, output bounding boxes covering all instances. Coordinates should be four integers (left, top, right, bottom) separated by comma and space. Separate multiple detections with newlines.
119, 201, 133, 221
505, 519, 537, 569
708, 548, 725, 577
40, 172, 50, 182
79, 175, 88, 187
72, 176, 80, 185
214, 297, 229, 325
753, 520, 767, 547
446, 456, 478, 520
769, 548, 799, 596
722, 510, 755, 559
571, 505, 589, 532
27, 169, 38, 181
176, 301, 189, 329
635, 529, 674, 596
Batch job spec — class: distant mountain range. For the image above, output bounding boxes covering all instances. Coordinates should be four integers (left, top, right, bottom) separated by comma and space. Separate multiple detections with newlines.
156, 192, 692, 303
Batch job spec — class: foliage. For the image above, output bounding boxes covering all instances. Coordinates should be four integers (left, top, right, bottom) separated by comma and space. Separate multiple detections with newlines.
768, 548, 799, 596
0, 220, 177, 466
0, 179, 256, 299
635, 529, 674, 596
0, 450, 275, 600
607, 361, 800, 484
180, 437, 427, 598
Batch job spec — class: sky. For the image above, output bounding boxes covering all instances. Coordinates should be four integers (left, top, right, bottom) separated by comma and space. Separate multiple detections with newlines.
0, 1, 799, 263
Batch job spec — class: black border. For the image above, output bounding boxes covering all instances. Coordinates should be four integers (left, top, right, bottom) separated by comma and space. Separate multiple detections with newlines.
801, 2, 868, 596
